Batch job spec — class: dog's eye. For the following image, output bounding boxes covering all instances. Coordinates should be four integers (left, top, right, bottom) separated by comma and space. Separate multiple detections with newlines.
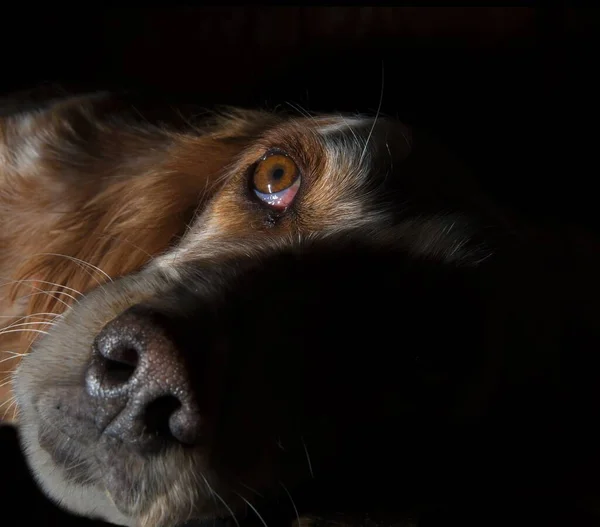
251, 153, 301, 210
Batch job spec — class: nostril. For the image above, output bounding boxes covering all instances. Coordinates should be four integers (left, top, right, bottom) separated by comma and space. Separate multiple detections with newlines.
143, 395, 182, 441
94, 343, 139, 389
169, 405, 203, 445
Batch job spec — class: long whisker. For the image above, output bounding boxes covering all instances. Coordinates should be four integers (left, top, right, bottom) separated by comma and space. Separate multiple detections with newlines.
301, 436, 314, 478
338, 113, 365, 151
285, 101, 314, 121
238, 481, 264, 498
198, 473, 241, 527
0, 378, 14, 389
19, 290, 76, 309
0, 278, 84, 297
0, 329, 49, 338
0, 350, 25, 358
1, 321, 57, 333
0, 312, 62, 322
0, 396, 15, 409
0, 396, 17, 416
279, 481, 301, 527
2, 401, 18, 421
0, 312, 57, 318
359, 60, 385, 166
35, 252, 113, 284
0, 356, 22, 365
234, 493, 268, 527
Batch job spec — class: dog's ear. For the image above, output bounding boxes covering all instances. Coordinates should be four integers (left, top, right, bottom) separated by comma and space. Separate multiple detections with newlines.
0, 93, 277, 419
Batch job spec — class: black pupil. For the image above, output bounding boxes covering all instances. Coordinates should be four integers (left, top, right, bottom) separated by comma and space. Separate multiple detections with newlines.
270, 166, 285, 181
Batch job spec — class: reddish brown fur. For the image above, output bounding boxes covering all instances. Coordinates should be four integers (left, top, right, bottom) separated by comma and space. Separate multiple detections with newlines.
0, 99, 387, 425
0, 99, 279, 421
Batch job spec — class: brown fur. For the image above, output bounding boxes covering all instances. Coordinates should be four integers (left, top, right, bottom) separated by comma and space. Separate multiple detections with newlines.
0, 97, 408, 420
2, 94, 428, 526
0, 97, 278, 420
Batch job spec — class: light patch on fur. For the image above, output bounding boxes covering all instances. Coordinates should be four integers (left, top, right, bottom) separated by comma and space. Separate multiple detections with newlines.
310, 128, 388, 232
316, 116, 373, 136
153, 216, 226, 271
2, 113, 46, 175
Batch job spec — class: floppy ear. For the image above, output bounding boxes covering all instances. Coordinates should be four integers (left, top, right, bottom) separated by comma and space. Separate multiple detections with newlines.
0, 93, 276, 421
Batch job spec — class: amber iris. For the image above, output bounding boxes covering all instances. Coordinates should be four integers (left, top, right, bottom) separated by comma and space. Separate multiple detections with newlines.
252, 154, 299, 195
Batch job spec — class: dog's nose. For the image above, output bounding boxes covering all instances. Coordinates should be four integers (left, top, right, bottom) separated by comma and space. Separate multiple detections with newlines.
86, 307, 202, 447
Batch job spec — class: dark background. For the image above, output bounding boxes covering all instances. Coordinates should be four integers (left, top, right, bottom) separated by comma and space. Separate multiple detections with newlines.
3, 7, 599, 230
1, 7, 599, 526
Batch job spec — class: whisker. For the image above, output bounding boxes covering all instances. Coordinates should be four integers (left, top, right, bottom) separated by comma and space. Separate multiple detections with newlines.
338, 113, 365, 151
0, 329, 49, 338
186, 469, 202, 524
199, 473, 240, 527
35, 252, 113, 284
0, 278, 84, 297
19, 290, 76, 309
385, 141, 394, 174
0, 396, 17, 418
234, 493, 268, 527
0, 396, 15, 409
279, 481, 301, 527
0, 316, 61, 343
2, 402, 18, 421
31, 289, 80, 304
1, 321, 57, 333
359, 60, 385, 166
0, 313, 48, 318
301, 436, 314, 478
1, 352, 28, 364
0, 312, 62, 322
238, 481, 264, 498
285, 101, 314, 121
0, 350, 25, 357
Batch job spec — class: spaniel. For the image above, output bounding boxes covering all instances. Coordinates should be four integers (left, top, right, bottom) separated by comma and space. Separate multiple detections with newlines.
1, 92, 599, 527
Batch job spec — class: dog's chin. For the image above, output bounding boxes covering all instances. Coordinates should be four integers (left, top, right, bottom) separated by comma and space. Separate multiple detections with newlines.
16, 369, 235, 527
17, 411, 136, 525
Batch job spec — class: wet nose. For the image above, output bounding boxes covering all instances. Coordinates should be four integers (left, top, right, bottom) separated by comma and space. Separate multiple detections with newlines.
86, 307, 202, 448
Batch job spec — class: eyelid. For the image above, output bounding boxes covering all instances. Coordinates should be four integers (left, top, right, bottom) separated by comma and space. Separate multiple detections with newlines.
253, 176, 301, 211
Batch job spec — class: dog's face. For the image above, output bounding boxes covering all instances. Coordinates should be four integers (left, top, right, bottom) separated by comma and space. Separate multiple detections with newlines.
3, 95, 502, 526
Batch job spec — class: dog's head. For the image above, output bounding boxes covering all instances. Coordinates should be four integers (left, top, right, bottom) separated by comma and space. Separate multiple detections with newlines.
2, 94, 509, 526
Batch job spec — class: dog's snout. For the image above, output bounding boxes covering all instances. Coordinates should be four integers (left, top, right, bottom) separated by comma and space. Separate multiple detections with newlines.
86, 308, 203, 448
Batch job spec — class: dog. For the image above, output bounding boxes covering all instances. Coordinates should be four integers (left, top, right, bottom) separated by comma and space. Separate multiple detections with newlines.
2, 91, 600, 527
